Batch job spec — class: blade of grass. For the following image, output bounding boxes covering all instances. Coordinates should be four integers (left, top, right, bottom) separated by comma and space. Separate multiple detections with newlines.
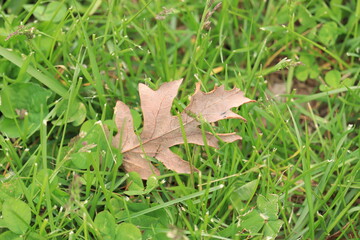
0, 46, 68, 97
118, 184, 224, 221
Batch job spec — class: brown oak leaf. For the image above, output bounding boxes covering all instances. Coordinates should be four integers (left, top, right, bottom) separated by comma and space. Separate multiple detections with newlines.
113, 79, 254, 179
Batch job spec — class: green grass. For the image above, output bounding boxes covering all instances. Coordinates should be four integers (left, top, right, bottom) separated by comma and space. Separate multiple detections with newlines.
0, 0, 359, 239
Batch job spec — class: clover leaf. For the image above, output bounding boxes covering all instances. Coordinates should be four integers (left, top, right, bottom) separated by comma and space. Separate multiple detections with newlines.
295, 53, 320, 82
239, 194, 284, 240
0, 83, 51, 138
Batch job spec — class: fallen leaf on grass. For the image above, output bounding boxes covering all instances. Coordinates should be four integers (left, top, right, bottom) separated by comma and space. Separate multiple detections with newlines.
113, 79, 254, 179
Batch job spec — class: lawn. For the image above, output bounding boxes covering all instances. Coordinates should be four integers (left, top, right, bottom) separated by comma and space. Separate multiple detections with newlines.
0, 0, 359, 239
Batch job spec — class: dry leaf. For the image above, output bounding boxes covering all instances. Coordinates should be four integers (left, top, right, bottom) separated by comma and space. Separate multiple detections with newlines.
113, 79, 254, 179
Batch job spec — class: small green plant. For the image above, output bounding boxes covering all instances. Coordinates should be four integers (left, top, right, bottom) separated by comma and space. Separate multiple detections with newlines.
94, 211, 142, 240
295, 53, 320, 82
23, 2, 67, 23
1, 198, 31, 235
239, 195, 283, 239
0, 83, 51, 138
319, 70, 355, 91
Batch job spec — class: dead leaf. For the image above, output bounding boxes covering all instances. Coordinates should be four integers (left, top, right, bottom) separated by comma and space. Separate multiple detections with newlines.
113, 79, 254, 179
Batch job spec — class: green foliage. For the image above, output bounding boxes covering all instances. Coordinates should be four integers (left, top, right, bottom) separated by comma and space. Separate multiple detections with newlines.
0, 0, 359, 239
94, 210, 116, 240
320, 70, 356, 91
294, 53, 320, 82
115, 223, 142, 240
230, 179, 258, 213
23, 2, 67, 23
238, 195, 283, 239
53, 99, 87, 126
67, 120, 120, 170
0, 231, 22, 240
0, 83, 51, 138
0, 178, 23, 201
124, 172, 159, 196
318, 22, 340, 46
1, 198, 31, 234
229, 181, 284, 239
